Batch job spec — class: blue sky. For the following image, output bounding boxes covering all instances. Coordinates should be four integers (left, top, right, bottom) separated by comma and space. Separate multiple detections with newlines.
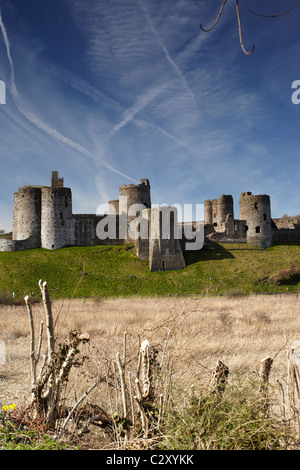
0, 0, 299, 231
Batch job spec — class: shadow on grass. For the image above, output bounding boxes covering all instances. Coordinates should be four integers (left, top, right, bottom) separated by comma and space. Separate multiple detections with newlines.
183, 242, 235, 267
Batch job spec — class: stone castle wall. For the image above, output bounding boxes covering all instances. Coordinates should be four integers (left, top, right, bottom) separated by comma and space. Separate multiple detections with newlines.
1, 172, 299, 256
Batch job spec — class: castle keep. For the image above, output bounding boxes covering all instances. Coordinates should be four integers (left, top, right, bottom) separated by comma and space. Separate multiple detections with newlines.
0, 172, 299, 270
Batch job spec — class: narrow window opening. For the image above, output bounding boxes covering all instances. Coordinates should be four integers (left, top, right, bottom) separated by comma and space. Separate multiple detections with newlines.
254, 202, 258, 210
263, 214, 267, 221
255, 226, 260, 233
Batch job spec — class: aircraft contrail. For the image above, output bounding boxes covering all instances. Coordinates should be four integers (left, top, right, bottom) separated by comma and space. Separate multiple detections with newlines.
0, 6, 138, 184
139, 0, 197, 109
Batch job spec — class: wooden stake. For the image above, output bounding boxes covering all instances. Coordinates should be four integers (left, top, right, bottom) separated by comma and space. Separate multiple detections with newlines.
210, 360, 229, 394
259, 356, 273, 387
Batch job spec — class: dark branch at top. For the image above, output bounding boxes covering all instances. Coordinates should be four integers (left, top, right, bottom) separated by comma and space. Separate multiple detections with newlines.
249, 1, 300, 18
200, 0, 254, 56
200, 0, 228, 32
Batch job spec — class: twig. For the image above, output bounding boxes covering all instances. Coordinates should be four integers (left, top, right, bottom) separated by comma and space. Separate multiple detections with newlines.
128, 371, 135, 427
116, 352, 128, 418
249, 2, 300, 18
39, 280, 55, 362
56, 381, 99, 438
140, 340, 150, 398
236, 0, 255, 55
200, 0, 228, 32
24, 296, 36, 396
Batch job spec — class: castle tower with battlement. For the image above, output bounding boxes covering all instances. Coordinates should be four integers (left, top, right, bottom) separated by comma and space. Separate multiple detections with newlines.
108, 178, 151, 242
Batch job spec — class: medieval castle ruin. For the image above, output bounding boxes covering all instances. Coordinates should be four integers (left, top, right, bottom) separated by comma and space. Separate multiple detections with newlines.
0, 171, 299, 271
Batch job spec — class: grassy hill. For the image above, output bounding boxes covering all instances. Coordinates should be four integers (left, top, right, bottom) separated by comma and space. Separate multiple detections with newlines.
0, 242, 299, 301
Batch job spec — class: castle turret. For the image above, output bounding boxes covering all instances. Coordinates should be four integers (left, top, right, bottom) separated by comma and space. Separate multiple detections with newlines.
218, 195, 234, 224
239, 192, 272, 247
204, 195, 234, 226
204, 200, 213, 225
119, 179, 151, 241
12, 186, 42, 249
41, 173, 73, 249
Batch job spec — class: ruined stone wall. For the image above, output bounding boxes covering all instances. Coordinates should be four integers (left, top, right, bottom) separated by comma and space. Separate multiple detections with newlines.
73, 215, 102, 246
135, 208, 150, 260
272, 226, 300, 243
12, 186, 42, 248
0, 239, 33, 252
148, 207, 186, 272
73, 214, 125, 246
239, 192, 272, 247
272, 216, 300, 230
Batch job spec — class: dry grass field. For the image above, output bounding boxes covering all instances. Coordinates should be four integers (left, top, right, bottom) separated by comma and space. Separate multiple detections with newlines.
1, 293, 299, 414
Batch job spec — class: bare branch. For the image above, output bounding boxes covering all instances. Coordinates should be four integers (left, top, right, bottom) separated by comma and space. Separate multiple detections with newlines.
24, 295, 36, 397
200, 0, 228, 32
57, 381, 99, 438
236, 0, 255, 55
249, 2, 300, 18
36, 321, 44, 364
39, 280, 55, 362
116, 351, 128, 418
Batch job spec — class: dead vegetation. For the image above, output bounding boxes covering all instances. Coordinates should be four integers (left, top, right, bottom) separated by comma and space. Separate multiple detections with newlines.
0, 289, 300, 448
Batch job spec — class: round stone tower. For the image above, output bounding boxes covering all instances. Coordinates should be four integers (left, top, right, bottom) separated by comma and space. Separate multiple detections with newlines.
119, 179, 151, 240
12, 186, 42, 248
239, 192, 272, 247
204, 200, 213, 225
217, 195, 234, 224
41, 184, 73, 250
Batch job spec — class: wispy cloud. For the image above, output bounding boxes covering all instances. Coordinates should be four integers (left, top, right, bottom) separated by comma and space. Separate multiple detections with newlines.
138, 0, 197, 108
0, 0, 299, 231
0, 5, 137, 184
107, 80, 170, 139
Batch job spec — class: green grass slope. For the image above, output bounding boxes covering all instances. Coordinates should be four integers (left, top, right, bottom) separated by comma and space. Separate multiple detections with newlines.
0, 242, 299, 301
